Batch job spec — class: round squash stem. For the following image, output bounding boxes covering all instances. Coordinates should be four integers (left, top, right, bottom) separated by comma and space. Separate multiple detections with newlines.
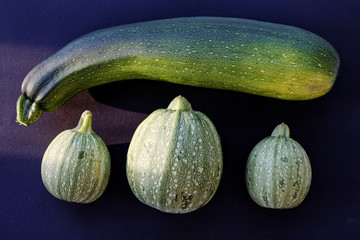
75, 110, 94, 134
167, 95, 193, 111
271, 123, 290, 137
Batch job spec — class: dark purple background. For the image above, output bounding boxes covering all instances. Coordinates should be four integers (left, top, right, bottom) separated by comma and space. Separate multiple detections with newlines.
1, 0, 360, 239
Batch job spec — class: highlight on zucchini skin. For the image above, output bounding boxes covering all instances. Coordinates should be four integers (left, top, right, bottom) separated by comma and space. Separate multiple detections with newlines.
16, 17, 340, 126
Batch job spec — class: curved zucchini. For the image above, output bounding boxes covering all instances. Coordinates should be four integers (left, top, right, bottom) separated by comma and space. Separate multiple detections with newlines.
17, 17, 340, 125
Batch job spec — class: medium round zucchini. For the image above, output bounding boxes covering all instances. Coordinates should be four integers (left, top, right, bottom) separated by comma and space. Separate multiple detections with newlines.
126, 96, 223, 213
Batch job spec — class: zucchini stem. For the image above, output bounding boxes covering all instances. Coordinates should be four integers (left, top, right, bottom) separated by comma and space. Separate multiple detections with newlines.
167, 95, 193, 111
75, 110, 94, 134
271, 123, 290, 138
16, 94, 43, 126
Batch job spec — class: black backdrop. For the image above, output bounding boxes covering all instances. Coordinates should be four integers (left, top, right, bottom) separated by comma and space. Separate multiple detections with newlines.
1, 0, 360, 239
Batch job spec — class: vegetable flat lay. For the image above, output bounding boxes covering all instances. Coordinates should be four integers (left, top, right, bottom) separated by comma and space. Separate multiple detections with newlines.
4, 0, 360, 239
16, 17, 339, 126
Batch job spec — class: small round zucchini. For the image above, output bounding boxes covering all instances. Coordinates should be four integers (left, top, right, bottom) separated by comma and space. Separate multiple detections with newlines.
41, 110, 111, 203
245, 123, 312, 209
126, 96, 223, 213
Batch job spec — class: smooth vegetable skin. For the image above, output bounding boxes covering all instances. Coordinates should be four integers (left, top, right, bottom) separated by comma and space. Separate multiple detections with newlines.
17, 17, 340, 125
41, 110, 111, 203
245, 123, 311, 209
126, 96, 223, 213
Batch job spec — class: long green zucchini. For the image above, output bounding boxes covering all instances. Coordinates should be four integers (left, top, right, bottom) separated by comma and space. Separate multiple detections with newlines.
16, 17, 340, 126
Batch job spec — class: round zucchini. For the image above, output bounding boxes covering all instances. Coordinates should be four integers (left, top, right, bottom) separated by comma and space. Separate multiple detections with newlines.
126, 96, 223, 213
245, 123, 312, 209
41, 110, 111, 203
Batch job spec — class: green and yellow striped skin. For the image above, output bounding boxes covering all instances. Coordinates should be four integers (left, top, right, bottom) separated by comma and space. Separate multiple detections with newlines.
245, 123, 312, 209
41, 111, 111, 203
17, 17, 339, 126
126, 96, 223, 213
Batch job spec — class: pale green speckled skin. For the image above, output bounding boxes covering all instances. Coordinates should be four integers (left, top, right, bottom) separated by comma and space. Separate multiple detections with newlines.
41, 111, 111, 203
126, 96, 223, 213
17, 17, 339, 125
245, 123, 312, 209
